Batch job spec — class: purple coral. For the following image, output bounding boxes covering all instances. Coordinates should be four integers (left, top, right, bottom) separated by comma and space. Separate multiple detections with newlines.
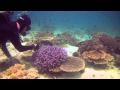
33, 45, 67, 72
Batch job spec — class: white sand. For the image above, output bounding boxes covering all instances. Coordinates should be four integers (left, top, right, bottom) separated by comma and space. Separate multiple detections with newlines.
63, 44, 78, 56
55, 66, 120, 79
80, 67, 120, 79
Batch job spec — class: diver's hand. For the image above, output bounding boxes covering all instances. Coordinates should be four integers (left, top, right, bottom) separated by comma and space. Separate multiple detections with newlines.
33, 43, 39, 51
32, 41, 53, 51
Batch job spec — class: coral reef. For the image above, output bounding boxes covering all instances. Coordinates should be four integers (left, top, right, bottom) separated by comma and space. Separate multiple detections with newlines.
33, 45, 68, 72
115, 36, 120, 42
73, 52, 81, 57
49, 56, 85, 73
0, 64, 39, 79
55, 32, 79, 46
95, 33, 119, 53
33, 31, 56, 44
82, 50, 114, 64
77, 38, 107, 54
31, 31, 79, 47
60, 56, 85, 72
77, 33, 120, 54
49, 67, 62, 72
114, 54, 120, 64
35, 31, 54, 38
82, 50, 106, 60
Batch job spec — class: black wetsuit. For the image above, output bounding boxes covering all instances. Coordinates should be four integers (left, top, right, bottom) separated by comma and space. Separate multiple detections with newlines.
0, 22, 34, 58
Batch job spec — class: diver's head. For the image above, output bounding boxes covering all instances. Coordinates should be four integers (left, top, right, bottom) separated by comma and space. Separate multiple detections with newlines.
17, 14, 31, 36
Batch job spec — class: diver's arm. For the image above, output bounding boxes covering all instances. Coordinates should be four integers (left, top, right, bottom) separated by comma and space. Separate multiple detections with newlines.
1, 42, 12, 58
13, 41, 34, 52
10, 33, 34, 52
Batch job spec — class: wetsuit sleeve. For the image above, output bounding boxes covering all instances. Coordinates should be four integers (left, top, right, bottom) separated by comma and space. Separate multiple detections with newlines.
9, 33, 34, 52
1, 41, 12, 58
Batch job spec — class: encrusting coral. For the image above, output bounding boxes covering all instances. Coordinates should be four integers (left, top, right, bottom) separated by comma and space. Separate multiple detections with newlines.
0, 64, 39, 79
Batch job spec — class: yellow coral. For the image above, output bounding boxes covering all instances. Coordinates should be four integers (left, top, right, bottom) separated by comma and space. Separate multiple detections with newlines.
14, 64, 25, 70
11, 73, 17, 79
1, 64, 39, 79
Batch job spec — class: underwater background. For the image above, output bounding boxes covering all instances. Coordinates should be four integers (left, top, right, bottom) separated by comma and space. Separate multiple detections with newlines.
17, 11, 120, 35
0, 11, 120, 79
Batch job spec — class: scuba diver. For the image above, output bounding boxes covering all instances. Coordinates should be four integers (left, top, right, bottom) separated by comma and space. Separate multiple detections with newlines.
0, 11, 53, 59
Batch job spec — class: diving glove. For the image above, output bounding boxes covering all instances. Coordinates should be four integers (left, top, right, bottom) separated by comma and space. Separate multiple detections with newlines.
33, 43, 39, 51
33, 40, 53, 51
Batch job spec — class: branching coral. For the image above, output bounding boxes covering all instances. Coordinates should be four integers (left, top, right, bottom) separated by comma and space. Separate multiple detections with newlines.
95, 33, 119, 53
78, 39, 107, 54
33, 45, 68, 72
77, 33, 120, 54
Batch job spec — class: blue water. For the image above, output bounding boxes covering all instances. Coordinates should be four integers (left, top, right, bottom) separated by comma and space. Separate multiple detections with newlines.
14, 11, 120, 36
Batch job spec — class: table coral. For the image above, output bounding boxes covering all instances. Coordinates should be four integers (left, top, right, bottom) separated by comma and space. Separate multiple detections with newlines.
82, 50, 114, 64
60, 56, 85, 72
